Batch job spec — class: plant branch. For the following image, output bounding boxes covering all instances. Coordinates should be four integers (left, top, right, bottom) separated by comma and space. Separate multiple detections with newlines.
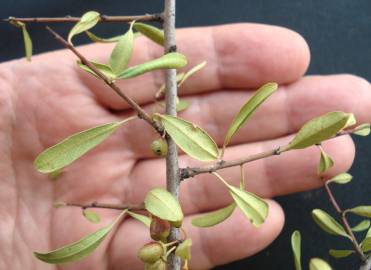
5, 13, 163, 24
45, 26, 163, 134
360, 257, 371, 270
180, 128, 359, 180
163, 0, 181, 269
324, 181, 367, 262
65, 201, 145, 211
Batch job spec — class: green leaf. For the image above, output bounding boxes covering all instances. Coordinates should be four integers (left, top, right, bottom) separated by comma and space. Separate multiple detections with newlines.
34, 210, 127, 264
223, 82, 278, 148
352, 220, 370, 232
328, 173, 353, 185
77, 61, 117, 81
176, 99, 190, 112
345, 113, 356, 128
291, 230, 302, 270
288, 112, 353, 150
85, 31, 122, 43
133, 22, 164, 46
361, 237, 371, 252
329, 249, 354, 258
311, 209, 349, 238
127, 211, 151, 227
192, 203, 236, 227
178, 61, 207, 87
156, 114, 219, 161
21, 25, 32, 61
109, 22, 134, 74
144, 188, 183, 223
175, 239, 192, 260
213, 173, 268, 227
8, 19, 33, 61
83, 209, 101, 224
348, 206, 371, 218
117, 52, 187, 79
68, 11, 100, 44
318, 148, 334, 174
366, 227, 371, 238
353, 123, 371, 136
34, 117, 135, 174
309, 258, 332, 270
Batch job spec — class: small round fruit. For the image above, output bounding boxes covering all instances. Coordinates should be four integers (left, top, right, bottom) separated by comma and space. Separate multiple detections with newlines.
138, 242, 165, 264
150, 216, 170, 242
151, 138, 168, 157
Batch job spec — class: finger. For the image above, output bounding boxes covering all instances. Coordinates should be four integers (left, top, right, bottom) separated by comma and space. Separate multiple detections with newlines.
74, 23, 310, 109
121, 74, 371, 157
127, 134, 354, 214
108, 200, 284, 270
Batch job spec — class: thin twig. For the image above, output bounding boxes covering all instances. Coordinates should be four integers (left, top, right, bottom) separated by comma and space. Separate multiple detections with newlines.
180, 128, 358, 180
163, 0, 181, 269
5, 13, 163, 23
324, 181, 367, 262
65, 202, 145, 211
45, 26, 163, 134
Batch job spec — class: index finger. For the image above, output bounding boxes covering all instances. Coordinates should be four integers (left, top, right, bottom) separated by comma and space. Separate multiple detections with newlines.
38, 23, 311, 110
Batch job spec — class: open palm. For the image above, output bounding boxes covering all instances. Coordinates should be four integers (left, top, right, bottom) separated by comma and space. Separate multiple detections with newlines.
0, 23, 370, 270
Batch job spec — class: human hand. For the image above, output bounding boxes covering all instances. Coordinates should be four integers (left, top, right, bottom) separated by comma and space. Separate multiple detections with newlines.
0, 23, 370, 270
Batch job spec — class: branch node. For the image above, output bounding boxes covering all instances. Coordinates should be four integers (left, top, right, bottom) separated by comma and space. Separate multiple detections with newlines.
273, 147, 281, 155
168, 45, 177, 53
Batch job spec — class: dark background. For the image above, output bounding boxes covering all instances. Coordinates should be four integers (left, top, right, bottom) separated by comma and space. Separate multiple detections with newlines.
1, 1, 370, 269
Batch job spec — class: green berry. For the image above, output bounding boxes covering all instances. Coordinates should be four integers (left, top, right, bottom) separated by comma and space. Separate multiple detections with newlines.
138, 242, 165, 264
151, 138, 168, 157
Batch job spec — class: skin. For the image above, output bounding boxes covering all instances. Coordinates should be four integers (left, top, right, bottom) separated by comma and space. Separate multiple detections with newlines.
0, 23, 370, 270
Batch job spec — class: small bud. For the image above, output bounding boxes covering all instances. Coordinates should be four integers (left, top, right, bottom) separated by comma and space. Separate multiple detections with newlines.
144, 259, 166, 270
138, 242, 165, 264
151, 138, 168, 157
150, 216, 170, 242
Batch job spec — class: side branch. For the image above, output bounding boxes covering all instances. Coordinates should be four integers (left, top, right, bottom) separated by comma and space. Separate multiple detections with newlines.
65, 201, 144, 211
45, 26, 163, 134
180, 128, 358, 180
324, 182, 367, 262
6, 13, 163, 23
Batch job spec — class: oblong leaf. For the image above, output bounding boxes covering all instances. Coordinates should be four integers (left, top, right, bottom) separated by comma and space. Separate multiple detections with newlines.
348, 206, 371, 218
34, 118, 135, 173
68, 11, 100, 43
353, 123, 371, 136
156, 114, 219, 161
133, 22, 164, 46
117, 52, 187, 79
127, 211, 151, 227
213, 173, 268, 227
309, 258, 332, 270
144, 188, 183, 223
109, 22, 134, 74
175, 239, 192, 260
86, 31, 122, 43
291, 230, 302, 270
329, 249, 354, 258
77, 61, 117, 81
83, 209, 101, 224
22, 25, 32, 61
229, 186, 268, 227
361, 237, 371, 252
328, 173, 352, 185
352, 220, 370, 232
288, 112, 353, 150
34, 210, 126, 264
192, 203, 236, 227
223, 82, 278, 148
311, 209, 349, 238
318, 148, 334, 174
